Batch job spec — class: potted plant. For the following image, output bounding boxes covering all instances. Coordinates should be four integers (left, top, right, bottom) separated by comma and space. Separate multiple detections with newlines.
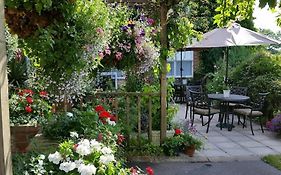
181, 133, 203, 157
9, 88, 51, 153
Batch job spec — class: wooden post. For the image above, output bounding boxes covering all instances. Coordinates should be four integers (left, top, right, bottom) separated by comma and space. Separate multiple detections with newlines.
160, 2, 168, 144
0, 0, 13, 173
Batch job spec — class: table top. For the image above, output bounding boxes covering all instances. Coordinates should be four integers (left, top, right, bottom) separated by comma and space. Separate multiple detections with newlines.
208, 93, 250, 103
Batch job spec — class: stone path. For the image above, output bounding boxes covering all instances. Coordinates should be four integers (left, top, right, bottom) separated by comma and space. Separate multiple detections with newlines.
171, 104, 281, 162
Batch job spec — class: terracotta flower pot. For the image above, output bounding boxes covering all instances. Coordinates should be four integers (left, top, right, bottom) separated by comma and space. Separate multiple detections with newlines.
10, 125, 40, 153
184, 145, 196, 157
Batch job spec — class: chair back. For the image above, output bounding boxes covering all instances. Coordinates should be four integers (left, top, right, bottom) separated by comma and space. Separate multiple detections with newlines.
252, 92, 269, 111
230, 86, 248, 96
189, 90, 209, 108
186, 85, 202, 101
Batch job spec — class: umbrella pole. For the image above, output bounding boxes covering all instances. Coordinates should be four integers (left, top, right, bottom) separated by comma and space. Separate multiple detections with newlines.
180, 49, 183, 83
225, 47, 229, 85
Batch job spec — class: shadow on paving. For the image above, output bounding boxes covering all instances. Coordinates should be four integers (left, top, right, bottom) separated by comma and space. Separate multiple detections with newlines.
128, 160, 281, 175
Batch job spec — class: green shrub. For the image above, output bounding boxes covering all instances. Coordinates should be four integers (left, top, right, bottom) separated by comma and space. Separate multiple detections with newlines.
230, 54, 281, 118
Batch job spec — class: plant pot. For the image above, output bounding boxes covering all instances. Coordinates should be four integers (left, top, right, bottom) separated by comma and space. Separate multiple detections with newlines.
184, 145, 196, 157
10, 125, 40, 153
223, 90, 230, 97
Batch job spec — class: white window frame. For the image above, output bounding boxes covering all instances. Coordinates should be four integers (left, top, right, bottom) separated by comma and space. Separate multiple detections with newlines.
167, 51, 194, 78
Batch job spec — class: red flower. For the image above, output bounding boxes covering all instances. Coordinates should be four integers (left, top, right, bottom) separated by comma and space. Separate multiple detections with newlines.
97, 133, 103, 141
23, 89, 34, 96
25, 106, 32, 113
99, 111, 111, 119
39, 91, 48, 97
117, 133, 125, 145
110, 114, 117, 122
26, 96, 33, 104
18, 91, 24, 96
146, 166, 154, 175
174, 129, 182, 135
95, 105, 105, 113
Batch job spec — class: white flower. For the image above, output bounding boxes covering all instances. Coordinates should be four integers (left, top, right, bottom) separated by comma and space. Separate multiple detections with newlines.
66, 112, 74, 117
74, 159, 83, 168
106, 118, 116, 126
78, 164, 97, 175
100, 154, 115, 165
70, 131, 79, 138
48, 151, 62, 165
101, 146, 113, 155
90, 139, 102, 151
39, 154, 45, 160
59, 161, 76, 173
76, 139, 91, 156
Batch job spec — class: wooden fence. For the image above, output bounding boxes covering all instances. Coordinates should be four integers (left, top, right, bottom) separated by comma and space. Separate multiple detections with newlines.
91, 91, 160, 145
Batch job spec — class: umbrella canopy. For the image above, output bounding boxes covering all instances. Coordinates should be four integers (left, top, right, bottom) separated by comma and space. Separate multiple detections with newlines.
185, 23, 280, 49
183, 23, 280, 84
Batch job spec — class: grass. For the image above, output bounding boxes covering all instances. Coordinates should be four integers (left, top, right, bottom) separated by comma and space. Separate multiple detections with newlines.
262, 154, 281, 171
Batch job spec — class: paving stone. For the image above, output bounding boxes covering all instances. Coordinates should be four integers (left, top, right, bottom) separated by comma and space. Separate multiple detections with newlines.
222, 148, 255, 156
248, 147, 278, 156
268, 145, 281, 153
260, 140, 281, 146
237, 141, 265, 147
214, 142, 242, 149
207, 136, 231, 143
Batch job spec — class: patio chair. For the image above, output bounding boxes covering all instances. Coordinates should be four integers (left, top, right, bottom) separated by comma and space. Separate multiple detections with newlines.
189, 90, 220, 133
232, 92, 269, 135
173, 84, 185, 103
229, 86, 248, 124
184, 85, 202, 120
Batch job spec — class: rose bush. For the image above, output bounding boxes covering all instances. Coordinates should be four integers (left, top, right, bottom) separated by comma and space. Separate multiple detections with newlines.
9, 88, 51, 126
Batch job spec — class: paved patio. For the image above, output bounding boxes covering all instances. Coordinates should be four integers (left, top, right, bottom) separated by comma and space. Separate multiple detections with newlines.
171, 104, 281, 162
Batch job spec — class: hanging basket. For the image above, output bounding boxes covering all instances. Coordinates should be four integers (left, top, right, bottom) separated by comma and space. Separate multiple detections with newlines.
5, 8, 59, 38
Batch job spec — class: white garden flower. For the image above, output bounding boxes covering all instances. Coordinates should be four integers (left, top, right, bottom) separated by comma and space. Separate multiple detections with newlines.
76, 139, 91, 156
70, 131, 79, 138
48, 151, 62, 165
99, 154, 115, 165
74, 159, 84, 168
106, 118, 116, 126
90, 139, 102, 151
78, 164, 97, 175
101, 146, 112, 155
67, 112, 74, 117
59, 161, 76, 173
39, 154, 45, 160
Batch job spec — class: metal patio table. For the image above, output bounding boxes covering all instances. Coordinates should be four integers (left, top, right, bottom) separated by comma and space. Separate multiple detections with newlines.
208, 93, 250, 131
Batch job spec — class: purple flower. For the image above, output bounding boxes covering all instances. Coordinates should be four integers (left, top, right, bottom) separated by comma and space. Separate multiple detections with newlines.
147, 18, 155, 25
121, 26, 128, 32
139, 29, 145, 36
96, 27, 104, 35
98, 52, 104, 58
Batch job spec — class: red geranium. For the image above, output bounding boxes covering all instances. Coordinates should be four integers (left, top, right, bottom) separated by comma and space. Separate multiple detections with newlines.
146, 166, 154, 175
99, 111, 111, 119
26, 96, 33, 104
39, 91, 48, 97
95, 105, 105, 113
25, 106, 32, 113
23, 89, 34, 96
174, 128, 182, 135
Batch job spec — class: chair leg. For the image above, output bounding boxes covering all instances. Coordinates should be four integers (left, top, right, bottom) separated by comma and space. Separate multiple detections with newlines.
220, 113, 223, 130
185, 103, 188, 119
201, 115, 204, 126
249, 117, 254, 135
259, 116, 264, 133
206, 116, 211, 133
191, 111, 195, 126
242, 116, 246, 128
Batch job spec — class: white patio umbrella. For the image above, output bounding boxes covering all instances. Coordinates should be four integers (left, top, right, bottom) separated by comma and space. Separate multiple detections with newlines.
184, 22, 281, 83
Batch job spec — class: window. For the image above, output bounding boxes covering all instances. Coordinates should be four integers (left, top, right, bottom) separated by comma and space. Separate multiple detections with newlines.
167, 51, 193, 78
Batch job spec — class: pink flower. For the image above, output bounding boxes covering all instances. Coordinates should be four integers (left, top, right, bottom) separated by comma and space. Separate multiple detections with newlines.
105, 48, 111, 55
98, 52, 104, 58
115, 52, 123, 61
96, 27, 104, 35
39, 91, 48, 97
